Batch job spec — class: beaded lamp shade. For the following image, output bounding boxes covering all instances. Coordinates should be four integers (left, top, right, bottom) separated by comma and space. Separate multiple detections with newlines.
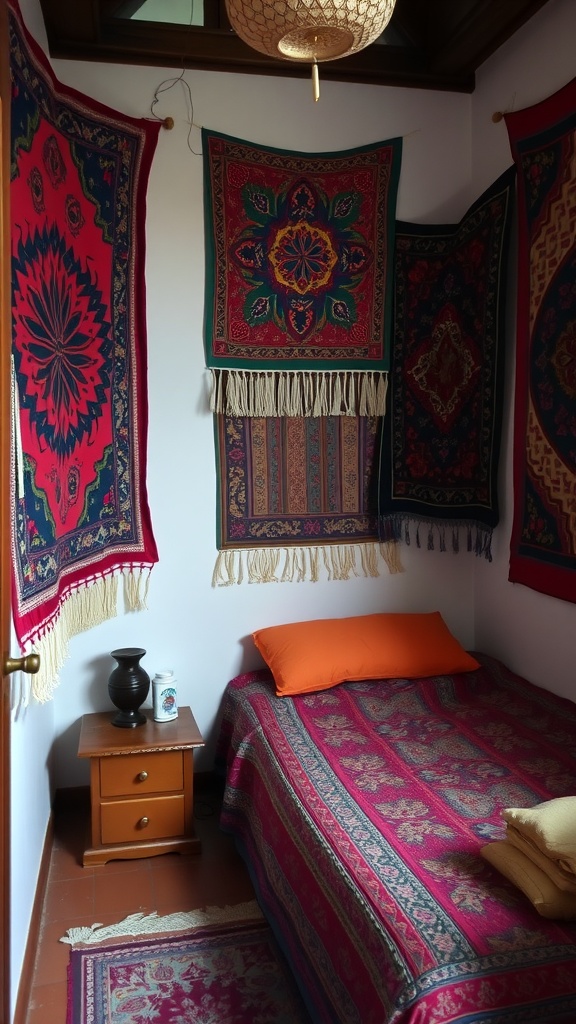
225, 0, 397, 63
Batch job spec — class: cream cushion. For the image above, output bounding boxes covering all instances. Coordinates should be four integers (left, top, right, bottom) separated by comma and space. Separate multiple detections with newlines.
503, 796, 576, 874
506, 824, 576, 893
481, 840, 576, 920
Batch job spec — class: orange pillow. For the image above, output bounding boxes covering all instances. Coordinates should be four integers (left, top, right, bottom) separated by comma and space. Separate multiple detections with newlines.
252, 611, 479, 697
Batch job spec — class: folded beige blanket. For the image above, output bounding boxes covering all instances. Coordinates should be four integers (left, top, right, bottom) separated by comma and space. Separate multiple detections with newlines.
503, 796, 576, 874
506, 824, 576, 892
481, 840, 576, 920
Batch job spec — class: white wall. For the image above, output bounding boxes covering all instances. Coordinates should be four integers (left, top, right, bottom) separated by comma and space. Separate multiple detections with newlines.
13, 0, 576, 1015
4, 3, 465, 1009
471, 0, 576, 699
41, 49, 474, 787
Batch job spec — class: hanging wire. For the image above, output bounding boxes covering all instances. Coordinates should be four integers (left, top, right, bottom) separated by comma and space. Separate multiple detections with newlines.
147, 2, 202, 154
149, 69, 202, 156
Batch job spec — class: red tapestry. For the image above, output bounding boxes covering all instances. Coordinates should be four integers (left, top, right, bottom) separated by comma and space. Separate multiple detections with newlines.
505, 78, 576, 603
9, 2, 159, 698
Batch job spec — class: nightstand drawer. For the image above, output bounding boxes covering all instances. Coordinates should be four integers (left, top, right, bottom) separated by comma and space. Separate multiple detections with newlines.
101, 793, 185, 844
100, 750, 183, 797
79, 707, 204, 864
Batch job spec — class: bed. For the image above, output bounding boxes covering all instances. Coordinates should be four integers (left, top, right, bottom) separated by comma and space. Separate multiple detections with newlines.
217, 647, 576, 1023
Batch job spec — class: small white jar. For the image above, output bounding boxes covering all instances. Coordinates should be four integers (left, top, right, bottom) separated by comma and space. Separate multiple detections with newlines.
153, 670, 178, 722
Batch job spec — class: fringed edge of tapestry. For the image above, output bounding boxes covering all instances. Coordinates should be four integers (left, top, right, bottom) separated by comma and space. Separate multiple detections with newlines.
379, 516, 494, 562
22, 565, 153, 703
212, 541, 403, 587
60, 900, 264, 946
208, 368, 388, 418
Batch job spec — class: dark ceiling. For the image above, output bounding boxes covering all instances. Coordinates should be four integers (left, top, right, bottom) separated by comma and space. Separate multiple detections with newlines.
38, 0, 552, 93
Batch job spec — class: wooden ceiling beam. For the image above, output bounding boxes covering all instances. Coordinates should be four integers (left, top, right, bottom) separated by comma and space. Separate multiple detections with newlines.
37, 0, 551, 93
428, 0, 552, 76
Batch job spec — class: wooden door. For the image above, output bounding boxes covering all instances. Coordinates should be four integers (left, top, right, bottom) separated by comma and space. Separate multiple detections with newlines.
0, 1, 12, 1019
0, 7, 42, 1012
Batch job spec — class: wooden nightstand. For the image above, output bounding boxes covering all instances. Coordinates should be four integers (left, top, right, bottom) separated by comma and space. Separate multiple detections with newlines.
78, 706, 204, 866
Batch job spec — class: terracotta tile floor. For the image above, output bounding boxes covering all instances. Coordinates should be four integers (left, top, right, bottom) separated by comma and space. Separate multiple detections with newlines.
24, 784, 256, 1024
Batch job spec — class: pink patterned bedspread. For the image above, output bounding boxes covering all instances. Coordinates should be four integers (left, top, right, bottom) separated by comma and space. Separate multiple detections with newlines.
217, 653, 576, 1023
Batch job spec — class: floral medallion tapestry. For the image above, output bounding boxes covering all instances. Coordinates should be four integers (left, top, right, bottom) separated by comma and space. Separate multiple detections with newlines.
9, 2, 159, 699
505, 78, 576, 603
203, 129, 402, 418
378, 166, 516, 560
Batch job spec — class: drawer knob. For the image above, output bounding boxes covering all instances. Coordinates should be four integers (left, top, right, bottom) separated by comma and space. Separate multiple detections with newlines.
138, 816, 149, 829
137, 771, 148, 782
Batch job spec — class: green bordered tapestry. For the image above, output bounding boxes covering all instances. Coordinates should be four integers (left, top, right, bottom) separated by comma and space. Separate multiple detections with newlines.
203, 129, 402, 418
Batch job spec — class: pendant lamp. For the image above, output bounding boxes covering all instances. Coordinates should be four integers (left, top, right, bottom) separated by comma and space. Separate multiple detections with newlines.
225, 0, 397, 100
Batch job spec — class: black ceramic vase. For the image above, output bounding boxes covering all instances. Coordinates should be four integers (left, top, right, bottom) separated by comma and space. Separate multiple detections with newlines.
108, 647, 150, 728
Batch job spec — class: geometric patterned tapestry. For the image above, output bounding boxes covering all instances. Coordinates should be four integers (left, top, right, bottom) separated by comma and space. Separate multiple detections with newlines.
9, 1, 160, 699
378, 167, 516, 560
505, 78, 576, 603
212, 413, 402, 586
202, 128, 402, 418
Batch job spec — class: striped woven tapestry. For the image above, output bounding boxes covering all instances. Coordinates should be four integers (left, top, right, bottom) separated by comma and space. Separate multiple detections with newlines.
213, 414, 402, 585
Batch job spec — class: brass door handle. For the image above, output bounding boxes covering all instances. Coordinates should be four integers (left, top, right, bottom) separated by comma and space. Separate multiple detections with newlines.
137, 771, 148, 782
138, 816, 149, 829
3, 653, 40, 676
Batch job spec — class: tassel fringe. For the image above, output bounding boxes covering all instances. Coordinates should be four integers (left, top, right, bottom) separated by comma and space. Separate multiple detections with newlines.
60, 900, 264, 946
24, 565, 153, 703
208, 368, 388, 418
378, 516, 494, 562
212, 542, 404, 587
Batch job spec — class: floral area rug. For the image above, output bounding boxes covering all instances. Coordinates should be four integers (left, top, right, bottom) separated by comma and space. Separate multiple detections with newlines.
65, 905, 312, 1024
